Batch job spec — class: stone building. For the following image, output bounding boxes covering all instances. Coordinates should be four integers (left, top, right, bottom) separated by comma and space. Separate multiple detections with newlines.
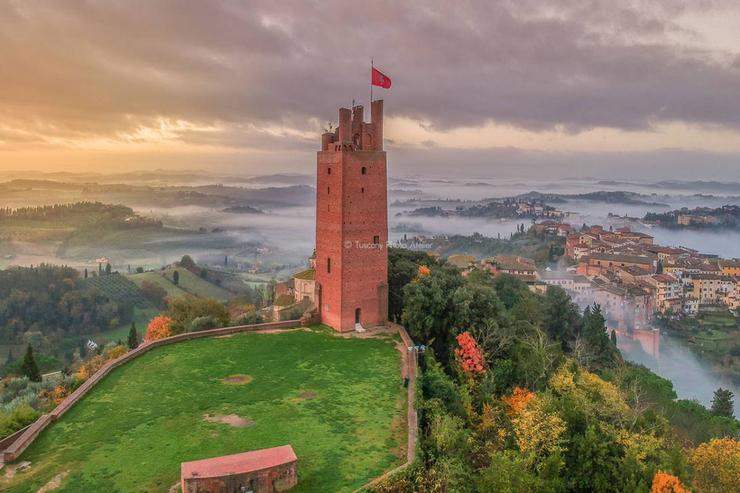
181, 445, 297, 493
314, 101, 389, 331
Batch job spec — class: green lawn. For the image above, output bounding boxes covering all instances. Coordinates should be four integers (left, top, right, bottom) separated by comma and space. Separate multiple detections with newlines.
2, 328, 405, 492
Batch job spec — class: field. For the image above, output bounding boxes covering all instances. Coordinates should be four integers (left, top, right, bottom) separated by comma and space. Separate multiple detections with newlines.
128, 267, 234, 301
1, 328, 406, 492
83, 273, 152, 308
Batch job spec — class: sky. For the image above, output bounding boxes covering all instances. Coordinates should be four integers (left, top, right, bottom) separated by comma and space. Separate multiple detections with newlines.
1, 0, 739, 180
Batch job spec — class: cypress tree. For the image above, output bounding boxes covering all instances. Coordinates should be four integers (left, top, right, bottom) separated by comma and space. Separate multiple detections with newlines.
610, 329, 617, 345
173, 270, 180, 285
128, 322, 139, 350
711, 388, 735, 418
21, 345, 42, 382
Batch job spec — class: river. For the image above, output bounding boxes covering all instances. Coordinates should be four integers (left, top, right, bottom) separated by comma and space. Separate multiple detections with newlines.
620, 332, 739, 415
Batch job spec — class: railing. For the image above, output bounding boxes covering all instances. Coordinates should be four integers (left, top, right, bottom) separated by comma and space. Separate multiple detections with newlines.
0, 320, 301, 463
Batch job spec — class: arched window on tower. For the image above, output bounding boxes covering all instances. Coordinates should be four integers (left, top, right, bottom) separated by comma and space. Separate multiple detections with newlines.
327, 257, 332, 273
361, 166, 367, 175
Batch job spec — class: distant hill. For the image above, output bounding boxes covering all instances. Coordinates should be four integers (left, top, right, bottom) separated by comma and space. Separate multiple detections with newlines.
82, 273, 152, 308
128, 266, 234, 301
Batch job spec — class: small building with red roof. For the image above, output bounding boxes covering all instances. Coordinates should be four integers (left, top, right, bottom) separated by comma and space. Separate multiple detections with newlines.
181, 445, 298, 493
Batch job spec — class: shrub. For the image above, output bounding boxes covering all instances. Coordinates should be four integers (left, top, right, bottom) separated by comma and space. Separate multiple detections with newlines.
189, 316, 218, 332
144, 315, 173, 342
166, 296, 229, 333
0, 404, 40, 438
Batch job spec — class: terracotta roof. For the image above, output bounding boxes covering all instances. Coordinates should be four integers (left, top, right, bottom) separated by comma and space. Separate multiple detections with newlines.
181, 445, 297, 479
652, 274, 677, 283
587, 252, 656, 264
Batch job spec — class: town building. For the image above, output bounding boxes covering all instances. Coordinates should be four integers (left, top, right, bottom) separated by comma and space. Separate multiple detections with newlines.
482, 255, 538, 281
645, 274, 682, 314
718, 258, 740, 277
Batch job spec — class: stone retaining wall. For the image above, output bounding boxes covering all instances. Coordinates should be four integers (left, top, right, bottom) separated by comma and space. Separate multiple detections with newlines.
0, 320, 300, 463
353, 324, 418, 492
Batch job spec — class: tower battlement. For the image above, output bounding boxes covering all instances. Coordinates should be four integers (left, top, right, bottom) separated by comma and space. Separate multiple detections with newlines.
315, 100, 388, 332
321, 100, 384, 152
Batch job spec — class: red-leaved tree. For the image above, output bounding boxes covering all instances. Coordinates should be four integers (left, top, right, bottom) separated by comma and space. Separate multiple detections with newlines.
454, 331, 486, 377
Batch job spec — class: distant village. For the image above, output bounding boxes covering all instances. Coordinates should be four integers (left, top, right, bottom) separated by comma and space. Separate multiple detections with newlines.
404, 198, 568, 220
644, 204, 739, 229
403, 221, 738, 332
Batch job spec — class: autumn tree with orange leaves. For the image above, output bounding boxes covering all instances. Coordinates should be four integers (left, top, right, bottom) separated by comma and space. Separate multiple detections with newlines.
651, 472, 687, 493
144, 315, 173, 342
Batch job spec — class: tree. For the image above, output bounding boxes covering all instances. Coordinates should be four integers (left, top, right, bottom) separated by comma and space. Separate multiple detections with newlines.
166, 296, 230, 334
84, 267, 88, 279
127, 322, 139, 349
543, 286, 580, 350
689, 438, 739, 493
105, 262, 112, 275
611, 329, 617, 346
401, 265, 464, 363
172, 269, 180, 285
581, 304, 620, 369
21, 345, 41, 382
651, 472, 687, 493
179, 255, 196, 270
710, 388, 734, 418
144, 315, 173, 342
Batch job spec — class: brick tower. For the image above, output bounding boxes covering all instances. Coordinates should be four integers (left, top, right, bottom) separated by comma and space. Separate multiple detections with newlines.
315, 100, 388, 332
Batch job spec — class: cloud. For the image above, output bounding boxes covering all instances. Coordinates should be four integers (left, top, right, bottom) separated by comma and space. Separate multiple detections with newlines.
0, 0, 738, 165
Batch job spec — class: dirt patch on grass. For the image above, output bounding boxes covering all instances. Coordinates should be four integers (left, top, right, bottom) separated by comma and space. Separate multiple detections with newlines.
299, 390, 317, 400
203, 413, 254, 428
221, 374, 253, 385
36, 471, 69, 492
3, 461, 31, 479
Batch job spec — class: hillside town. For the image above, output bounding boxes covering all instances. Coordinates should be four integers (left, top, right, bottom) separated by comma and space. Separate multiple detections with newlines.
433, 222, 738, 332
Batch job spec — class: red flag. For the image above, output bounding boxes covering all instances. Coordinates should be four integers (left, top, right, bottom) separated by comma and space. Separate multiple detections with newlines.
372, 67, 392, 89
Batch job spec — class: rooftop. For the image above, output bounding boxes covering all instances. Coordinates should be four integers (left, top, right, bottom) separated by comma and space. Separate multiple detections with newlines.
182, 445, 297, 480
293, 268, 316, 281
587, 252, 656, 264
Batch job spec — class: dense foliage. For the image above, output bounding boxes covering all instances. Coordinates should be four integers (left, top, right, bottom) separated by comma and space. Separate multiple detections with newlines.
0, 265, 133, 344
376, 249, 739, 493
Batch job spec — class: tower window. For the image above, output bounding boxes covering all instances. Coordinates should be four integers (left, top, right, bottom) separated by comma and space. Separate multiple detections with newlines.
373, 235, 379, 244
327, 167, 331, 175
361, 187, 364, 194
361, 166, 367, 175
327, 257, 331, 273
327, 186, 330, 194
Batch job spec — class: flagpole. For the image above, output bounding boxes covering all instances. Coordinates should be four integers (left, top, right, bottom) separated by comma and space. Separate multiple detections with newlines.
370, 58, 373, 106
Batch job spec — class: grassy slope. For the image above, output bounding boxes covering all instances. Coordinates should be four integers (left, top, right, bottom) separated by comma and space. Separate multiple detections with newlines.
3, 329, 405, 493
90, 307, 160, 345
128, 267, 233, 301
